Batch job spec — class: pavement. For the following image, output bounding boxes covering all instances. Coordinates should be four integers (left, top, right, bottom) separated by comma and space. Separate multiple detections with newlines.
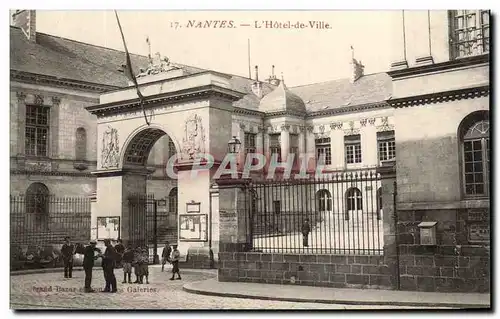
183, 278, 491, 309
10, 265, 448, 310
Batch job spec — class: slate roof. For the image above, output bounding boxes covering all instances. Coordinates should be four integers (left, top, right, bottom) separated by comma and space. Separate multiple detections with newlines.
10, 26, 392, 114
259, 80, 306, 114
290, 73, 393, 113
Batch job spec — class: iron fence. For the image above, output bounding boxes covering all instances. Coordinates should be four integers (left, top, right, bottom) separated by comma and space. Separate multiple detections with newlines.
10, 195, 91, 246
248, 170, 386, 255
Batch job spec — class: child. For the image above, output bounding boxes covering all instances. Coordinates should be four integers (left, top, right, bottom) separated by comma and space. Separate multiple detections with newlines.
140, 247, 150, 284
170, 244, 181, 280
132, 247, 142, 284
122, 245, 134, 284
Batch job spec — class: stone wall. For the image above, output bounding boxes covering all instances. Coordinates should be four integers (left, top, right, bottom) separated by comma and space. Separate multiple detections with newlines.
397, 207, 490, 293
218, 250, 394, 289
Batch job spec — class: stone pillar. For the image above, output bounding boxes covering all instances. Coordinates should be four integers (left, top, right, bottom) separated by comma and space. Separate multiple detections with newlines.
390, 10, 409, 70
361, 118, 378, 168
377, 163, 398, 290
280, 124, 290, 162
256, 126, 264, 156
50, 96, 60, 158
237, 123, 246, 166
330, 122, 345, 170
305, 126, 316, 170
415, 10, 434, 65
16, 92, 27, 156
298, 126, 306, 156
94, 168, 148, 245
263, 128, 270, 160
89, 192, 97, 240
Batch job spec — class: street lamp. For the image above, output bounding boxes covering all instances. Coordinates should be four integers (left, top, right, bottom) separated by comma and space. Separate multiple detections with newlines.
227, 136, 241, 154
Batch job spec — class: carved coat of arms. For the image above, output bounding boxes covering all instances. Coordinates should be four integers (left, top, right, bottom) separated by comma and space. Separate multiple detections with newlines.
182, 114, 206, 160
101, 126, 120, 169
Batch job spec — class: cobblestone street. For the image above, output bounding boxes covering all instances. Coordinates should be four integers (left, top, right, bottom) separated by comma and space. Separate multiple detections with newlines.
10, 266, 428, 310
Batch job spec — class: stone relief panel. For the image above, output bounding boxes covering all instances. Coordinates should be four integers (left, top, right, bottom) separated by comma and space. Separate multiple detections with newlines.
101, 126, 120, 169
182, 114, 206, 160
343, 120, 360, 136
376, 116, 395, 132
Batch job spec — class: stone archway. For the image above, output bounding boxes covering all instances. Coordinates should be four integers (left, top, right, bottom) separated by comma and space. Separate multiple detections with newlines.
86, 70, 244, 261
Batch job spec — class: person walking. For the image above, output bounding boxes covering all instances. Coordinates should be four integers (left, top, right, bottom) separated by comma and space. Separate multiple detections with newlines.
169, 244, 181, 280
161, 241, 171, 272
102, 239, 117, 293
83, 240, 100, 293
302, 218, 311, 247
61, 236, 75, 279
140, 246, 150, 284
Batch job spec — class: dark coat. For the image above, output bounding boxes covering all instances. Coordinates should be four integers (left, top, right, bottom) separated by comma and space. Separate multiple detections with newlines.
83, 245, 98, 268
102, 245, 117, 269
301, 222, 311, 235
61, 243, 74, 260
162, 246, 172, 258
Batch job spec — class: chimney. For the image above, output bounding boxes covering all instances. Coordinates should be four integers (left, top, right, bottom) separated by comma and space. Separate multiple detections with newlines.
350, 58, 364, 83
251, 65, 263, 98
267, 65, 281, 86
13, 10, 36, 43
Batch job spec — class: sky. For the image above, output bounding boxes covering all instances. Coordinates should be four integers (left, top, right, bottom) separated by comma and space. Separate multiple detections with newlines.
17, 10, 398, 87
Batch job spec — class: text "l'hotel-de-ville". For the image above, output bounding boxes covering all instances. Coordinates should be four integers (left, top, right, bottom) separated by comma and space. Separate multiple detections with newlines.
254, 20, 332, 29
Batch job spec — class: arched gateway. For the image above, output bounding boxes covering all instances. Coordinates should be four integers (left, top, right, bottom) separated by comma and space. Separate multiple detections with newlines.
85, 67, 244, 262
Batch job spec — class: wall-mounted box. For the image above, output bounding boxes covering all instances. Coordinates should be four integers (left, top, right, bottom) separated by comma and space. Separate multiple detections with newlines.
417, 221, 437, 246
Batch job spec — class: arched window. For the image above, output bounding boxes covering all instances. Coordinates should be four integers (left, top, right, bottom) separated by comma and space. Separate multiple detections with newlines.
376, 187, 383, 220
75, 127, 87, 160
345, 187, 362, 220
459, 112, 490, 197
25, 182, 50, 228
168, 187, 178, 213
316, 189, 332, 211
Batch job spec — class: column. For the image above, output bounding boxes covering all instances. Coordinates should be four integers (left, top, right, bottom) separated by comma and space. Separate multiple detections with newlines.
414, 10, 434, 65
330, 122, 345, 170
298, 126, 306, 159
256, 125, 264, 155
50, 96, 60, 158
263, 128, 270, 160
390, 10, 409, 70
237, 123, 246, 166
305, 125, 316, 171
361, 118, 378, 168
280, 124, 290, 162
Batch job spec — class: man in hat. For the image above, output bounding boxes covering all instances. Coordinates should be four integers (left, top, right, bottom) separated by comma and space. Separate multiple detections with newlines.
83, 240, 100, 293
170, 244, 181, 280
61, 236, 75, 278
302, 218, 311, 247
102, 239, 118, 293
114, 239, 125, 269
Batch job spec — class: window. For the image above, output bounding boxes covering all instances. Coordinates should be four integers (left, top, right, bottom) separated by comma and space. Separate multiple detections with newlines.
460, 113, 489, 197
289, 134, 299, 165
75, 127, 87, 161
25, 182, 49, 229
168, 187, 178, 212
449, 10, 490, 59
376, 187, 383, 220
345, 187, 362, 220
269, 134, 281, 162
345, 135, 361, 164
377, 131, 396, 163
273, 200, 281, 214
25, 105, 49, 157
317, 189, 332, 211
315, 137, 331, 165
245, 133, 256, 156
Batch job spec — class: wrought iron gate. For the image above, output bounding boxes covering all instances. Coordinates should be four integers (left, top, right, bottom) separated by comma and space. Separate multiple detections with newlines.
127, 194, 177, 262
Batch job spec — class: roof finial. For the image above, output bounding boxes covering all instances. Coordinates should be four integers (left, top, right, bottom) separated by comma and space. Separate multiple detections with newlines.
272, 65, 275, 77
350, 45, 355, 60
281, 72, 284, 83
146, 36, 152, 61
254, 65, 259, 82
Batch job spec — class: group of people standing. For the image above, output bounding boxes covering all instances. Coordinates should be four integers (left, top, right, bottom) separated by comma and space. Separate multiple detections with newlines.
60, 237, 181, 293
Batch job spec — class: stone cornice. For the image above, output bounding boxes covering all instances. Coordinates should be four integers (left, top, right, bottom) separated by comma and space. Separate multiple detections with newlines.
388, 85, 490, 108
10, 169, 94, 177
387, 54, 489, 79
264, 110, 307, 119
233, 107, 265, 117
10, 70, 120, 93
86, 84, 245, 117
307, 101, 390, 118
